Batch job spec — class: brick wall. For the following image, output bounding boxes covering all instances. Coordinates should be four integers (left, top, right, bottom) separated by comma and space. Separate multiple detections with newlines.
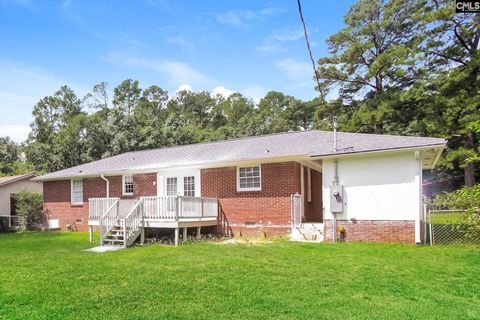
201, 161, 301, 237
323, 219, 415, 243
43, 173, 157, 231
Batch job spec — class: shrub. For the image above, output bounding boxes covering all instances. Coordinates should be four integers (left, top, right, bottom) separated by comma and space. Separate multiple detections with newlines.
15, 189, 45, 231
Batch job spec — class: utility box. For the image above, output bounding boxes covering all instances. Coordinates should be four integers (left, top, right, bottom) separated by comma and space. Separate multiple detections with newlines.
330, 185, 344, 213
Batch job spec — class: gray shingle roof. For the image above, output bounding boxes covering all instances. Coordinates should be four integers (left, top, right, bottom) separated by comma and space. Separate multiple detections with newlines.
34, 130, 445, 181
0, 173, 37, 187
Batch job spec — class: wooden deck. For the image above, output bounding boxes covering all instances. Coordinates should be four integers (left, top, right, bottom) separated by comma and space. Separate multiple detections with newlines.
88, 196, 219, 247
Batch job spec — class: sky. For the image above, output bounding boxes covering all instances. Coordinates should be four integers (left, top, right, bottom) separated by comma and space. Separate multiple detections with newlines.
0, 0, 355, 142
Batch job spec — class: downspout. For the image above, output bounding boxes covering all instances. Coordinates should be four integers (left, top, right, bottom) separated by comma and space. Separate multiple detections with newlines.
101, 174, 110, 198
332, 117, 338, 243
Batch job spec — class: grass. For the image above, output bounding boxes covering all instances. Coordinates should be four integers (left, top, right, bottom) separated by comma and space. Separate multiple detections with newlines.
0, 232, 479, 320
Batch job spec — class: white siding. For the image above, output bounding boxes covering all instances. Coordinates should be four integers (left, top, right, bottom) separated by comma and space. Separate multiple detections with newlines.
322, 151, 422, 241
0, 180, 43, 216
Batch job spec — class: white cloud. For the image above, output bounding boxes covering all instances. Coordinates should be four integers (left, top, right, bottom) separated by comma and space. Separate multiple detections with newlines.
167, 35, 194, 50
103, 51, 212, 88
275, 58, 312, 81
175, 84, 193, 94
0, 59, 87, 143
241, 84, 267, 104
212, 86, 234, 98
256, 28, 304, 55
216, 7, 283, 28
0, 125, 30, 142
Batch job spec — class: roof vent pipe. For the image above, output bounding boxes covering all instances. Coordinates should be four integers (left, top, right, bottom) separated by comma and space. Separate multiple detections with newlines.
333, 116, 338, 153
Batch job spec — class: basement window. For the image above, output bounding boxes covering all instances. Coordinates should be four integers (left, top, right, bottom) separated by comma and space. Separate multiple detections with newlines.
123, 175, 134, 196
71, 179, 83, 205
237, 165, 261, 192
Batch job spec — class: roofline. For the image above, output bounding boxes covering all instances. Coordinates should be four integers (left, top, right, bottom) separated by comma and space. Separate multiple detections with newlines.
34, 142, 446, 182
33, 155, 310, 182
309, 143, 446, 160
0, 173, 38, 187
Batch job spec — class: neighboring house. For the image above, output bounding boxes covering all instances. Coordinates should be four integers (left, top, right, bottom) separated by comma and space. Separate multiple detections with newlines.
0, 173, 43, 229
33, 130, 445, 246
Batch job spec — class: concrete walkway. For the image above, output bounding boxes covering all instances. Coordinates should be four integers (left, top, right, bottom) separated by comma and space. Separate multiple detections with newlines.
83, 245, 123, 253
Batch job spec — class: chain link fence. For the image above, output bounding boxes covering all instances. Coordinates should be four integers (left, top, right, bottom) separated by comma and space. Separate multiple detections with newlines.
425, 207, 480, 245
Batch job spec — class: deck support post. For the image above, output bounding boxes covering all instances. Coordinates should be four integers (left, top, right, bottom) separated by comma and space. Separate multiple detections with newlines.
197, 226, 201, 239
183, 227, 188, 242
140, 227, 145, 245
89, 226, 93, 242
174, 227, 179, 246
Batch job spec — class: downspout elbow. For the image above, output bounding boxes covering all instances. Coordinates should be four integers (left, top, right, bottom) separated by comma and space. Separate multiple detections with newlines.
100, 174, 110, 198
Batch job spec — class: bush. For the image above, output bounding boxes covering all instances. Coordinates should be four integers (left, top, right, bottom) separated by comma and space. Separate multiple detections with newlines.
15, 189, 45, 231
433, 185, 480, 241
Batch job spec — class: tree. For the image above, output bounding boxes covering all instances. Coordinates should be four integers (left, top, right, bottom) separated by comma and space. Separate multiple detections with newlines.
316, 0, 425, 133
0, 137, 19, 176
26, 86, 84, 172
420, 1, 480, 187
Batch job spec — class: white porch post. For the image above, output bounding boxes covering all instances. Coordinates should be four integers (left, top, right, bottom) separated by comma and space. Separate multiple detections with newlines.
183, 227, 188, 242
174, 227, 179, 246
89, 225, 93, 242
140, 227, 145, 245
196, 226, 201, 239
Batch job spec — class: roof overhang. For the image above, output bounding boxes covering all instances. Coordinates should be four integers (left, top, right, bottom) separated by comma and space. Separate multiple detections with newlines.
309, 143, 446, 170
0, 173, 37, 187
34, 142, 447, 182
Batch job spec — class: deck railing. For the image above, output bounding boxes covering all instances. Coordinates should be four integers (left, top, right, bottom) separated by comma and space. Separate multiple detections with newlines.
142, 196, 218, 220
89, 198, 120, 220
99, 199, 120, 245
90, 196, 219, 221
121, 199, 144, 247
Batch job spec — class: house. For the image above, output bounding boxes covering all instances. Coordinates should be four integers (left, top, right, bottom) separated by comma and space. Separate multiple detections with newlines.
0, 173, 43, 230
33, 130, 445, 246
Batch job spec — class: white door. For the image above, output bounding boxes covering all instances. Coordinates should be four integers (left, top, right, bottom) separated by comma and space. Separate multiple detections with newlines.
157, 170, 201, 197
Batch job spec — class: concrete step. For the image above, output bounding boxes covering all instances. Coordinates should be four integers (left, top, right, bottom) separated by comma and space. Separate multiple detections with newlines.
291, 224, 324, 242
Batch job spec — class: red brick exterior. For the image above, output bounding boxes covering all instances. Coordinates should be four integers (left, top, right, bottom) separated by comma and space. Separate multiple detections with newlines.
201, 162, 302, 237
43, 173, 157, 231
323, 219, 415, 244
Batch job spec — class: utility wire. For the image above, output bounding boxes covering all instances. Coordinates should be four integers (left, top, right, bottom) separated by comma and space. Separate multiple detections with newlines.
297, 0, 324, 101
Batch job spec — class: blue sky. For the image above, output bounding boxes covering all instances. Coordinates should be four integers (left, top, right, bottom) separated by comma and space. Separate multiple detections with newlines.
0, 0, 355, 142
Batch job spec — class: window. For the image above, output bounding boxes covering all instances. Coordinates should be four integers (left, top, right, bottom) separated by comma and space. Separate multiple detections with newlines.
71, 179, 83, 205
123, 175, 134, 195
184, 176, 195, 197
166, 177, 177, 196
237, 166, 261, 191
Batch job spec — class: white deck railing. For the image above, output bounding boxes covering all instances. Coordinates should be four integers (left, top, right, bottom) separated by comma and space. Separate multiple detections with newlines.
99, 199, 120, 245
89, 198, 120, 220
121, 199, 144, 247
90, 196, 219, 222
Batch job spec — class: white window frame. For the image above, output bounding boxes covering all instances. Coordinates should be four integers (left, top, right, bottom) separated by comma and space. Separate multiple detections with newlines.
122, 175, 134, 196
71, 179, 83, 205
237, 165, 262, 192
183, 176, 195, 197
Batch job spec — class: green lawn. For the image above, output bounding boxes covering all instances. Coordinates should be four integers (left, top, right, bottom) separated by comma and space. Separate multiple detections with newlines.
0, 232, 479, 320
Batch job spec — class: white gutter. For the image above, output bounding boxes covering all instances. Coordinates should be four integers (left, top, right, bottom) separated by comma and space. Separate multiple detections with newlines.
100, 174, 110, 198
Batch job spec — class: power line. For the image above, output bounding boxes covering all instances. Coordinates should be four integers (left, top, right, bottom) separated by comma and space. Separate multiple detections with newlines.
296, 0, 324, 101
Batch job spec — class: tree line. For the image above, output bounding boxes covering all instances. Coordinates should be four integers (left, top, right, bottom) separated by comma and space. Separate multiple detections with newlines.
0, 0, 478, 190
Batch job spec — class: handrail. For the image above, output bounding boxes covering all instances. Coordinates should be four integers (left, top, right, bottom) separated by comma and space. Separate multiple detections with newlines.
89, 197, 119, 220
121, 198, 144, 248
122, 198, 143, 221
99, 198, 119, 245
